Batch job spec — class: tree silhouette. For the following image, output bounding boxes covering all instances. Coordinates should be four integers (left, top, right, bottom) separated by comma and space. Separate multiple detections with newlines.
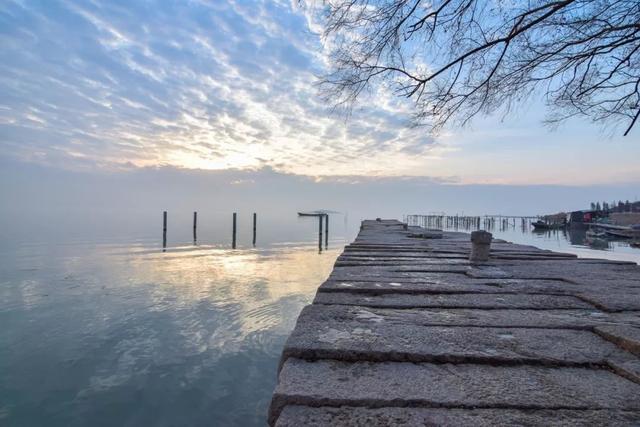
311, 0, 640, 135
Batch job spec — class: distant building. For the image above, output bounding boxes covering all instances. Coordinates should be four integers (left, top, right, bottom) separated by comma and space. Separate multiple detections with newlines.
569, 210, 606, 224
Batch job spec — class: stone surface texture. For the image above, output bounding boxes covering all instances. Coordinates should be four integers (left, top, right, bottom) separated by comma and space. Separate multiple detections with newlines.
268, 220, 640, 426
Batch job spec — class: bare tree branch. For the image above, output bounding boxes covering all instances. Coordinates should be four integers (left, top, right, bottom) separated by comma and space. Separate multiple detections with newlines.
307, 0, 640, 135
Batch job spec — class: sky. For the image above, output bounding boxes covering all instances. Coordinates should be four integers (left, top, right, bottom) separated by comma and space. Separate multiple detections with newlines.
1, 0, 638, 183
0, 0, 639, 238
1, 0, 436, 177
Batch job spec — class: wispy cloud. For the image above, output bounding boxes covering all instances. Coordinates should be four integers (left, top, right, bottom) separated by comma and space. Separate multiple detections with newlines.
0, 0, 435, 175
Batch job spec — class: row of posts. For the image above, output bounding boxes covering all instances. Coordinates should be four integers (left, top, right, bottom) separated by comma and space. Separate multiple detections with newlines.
406, 214, 482, 230
405, 214, 537, 232
163, 211, 257, 249
162, 212, 328, 251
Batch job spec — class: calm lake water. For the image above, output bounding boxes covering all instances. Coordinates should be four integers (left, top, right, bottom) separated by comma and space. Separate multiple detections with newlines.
415, 217, 640, 264
1, 213, 638, 426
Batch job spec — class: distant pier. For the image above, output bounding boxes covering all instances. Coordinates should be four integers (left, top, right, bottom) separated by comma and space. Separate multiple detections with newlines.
405, 214, 540, 231
269, 219, 640, 426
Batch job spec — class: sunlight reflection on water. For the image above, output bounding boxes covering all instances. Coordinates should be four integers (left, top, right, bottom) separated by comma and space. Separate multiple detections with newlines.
0, 239, 342, 426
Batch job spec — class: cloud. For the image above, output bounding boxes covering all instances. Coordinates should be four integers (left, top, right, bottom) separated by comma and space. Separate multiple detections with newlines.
0, 0, 436, 176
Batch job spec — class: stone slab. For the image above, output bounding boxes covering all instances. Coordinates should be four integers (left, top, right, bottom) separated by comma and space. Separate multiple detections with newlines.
269, 359, 640, 423
292, 304, 640, 330
341, 251, 468, 258
334, 258, 470, 267
319, 279, 513, 295
466, 263, 640, 284
318, 278, 579, 295
571, 278, 640, 290
578, 293, 640, 312
336, 256, 582, 268
313, 291, 593, 309
490, 261, 640, 282
342, 250, 577, 259
607, 354, 640, 384
282, 320, 631, 366
595, 325, 640, 356
346, 243, 555, 254
276, 406, 640, 427
324, 273, 493, 285
331, 265, 472, 277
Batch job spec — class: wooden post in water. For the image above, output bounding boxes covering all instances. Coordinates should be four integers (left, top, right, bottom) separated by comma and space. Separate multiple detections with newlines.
162, 211, 167, 249
325, 214, 329, 249
252, 213, 257, 246
193, 211, 197, 244
232, 212, 237, 249
318, 215, 323, 252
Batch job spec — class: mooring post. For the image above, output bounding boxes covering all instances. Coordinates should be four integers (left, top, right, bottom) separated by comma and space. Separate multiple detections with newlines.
324, 214, 329, 249
252, 212, 257, 246
162, 211, 167, 249
470, 230, 492, 262
232, 212, 237, 249
193, 211, 197, 244
318, 215, 323, 252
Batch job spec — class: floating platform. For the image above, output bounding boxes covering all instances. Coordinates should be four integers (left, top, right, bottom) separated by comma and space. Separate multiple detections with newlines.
269, 219, 640, 426
298, 211, 326, 217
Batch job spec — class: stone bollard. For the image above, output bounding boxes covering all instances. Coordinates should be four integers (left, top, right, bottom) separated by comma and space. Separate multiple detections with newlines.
470, 230, 492, 262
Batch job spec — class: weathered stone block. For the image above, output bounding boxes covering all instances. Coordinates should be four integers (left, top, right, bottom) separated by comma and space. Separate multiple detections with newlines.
270, 359, 640, 423
276, 406, 640, 427
313, 291, 592, 309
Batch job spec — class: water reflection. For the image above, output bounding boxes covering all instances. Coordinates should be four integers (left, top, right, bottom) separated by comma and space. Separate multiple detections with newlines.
412, 216, 640, 264
529, 226, 626, 252
0, 241, 341, 426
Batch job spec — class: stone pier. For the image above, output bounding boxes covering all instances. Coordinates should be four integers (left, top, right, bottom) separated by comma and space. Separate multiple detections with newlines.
269, 220, 640, 426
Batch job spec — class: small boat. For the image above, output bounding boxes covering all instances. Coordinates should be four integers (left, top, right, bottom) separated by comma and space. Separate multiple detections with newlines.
531, 220, 565, 230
